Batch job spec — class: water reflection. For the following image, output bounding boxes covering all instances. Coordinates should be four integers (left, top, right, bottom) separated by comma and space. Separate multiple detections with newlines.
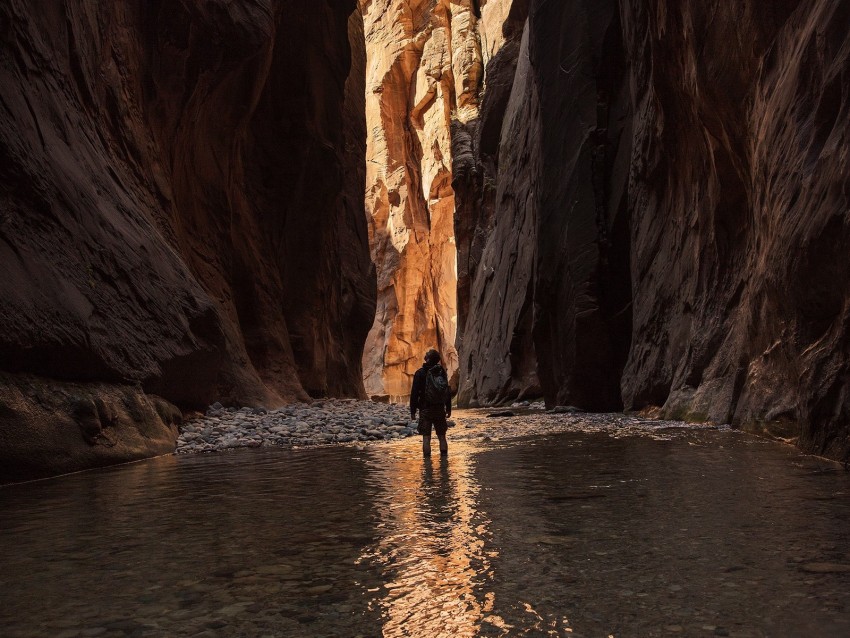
1, 425, 850, 637
359, 446, 492, 637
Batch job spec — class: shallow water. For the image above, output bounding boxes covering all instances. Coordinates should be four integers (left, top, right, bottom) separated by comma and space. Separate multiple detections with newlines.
1, 419, 849, 637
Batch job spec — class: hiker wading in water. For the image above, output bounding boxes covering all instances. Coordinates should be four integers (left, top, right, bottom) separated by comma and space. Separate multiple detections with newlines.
410, 349, 452, 457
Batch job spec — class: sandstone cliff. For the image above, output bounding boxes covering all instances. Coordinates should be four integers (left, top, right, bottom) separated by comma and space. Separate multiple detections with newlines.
452, 0, 541, 406
620, 0, 850, 458
0, 1, 374, 481
360, 0, 482, 400
454, 0, 850, 458
455, 0, 631, 408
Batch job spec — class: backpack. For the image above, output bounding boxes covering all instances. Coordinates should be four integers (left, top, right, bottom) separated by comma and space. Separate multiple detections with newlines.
422, 364, 450, 407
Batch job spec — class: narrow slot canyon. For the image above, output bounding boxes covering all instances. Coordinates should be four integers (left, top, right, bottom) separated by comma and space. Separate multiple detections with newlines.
2, 1, 850, 635
2, 0, 850, 480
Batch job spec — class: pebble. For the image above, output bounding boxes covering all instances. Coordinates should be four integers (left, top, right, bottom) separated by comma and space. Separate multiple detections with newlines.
176, 399, 416, 454
176, 400, 724, 455
800, 562, 850, 573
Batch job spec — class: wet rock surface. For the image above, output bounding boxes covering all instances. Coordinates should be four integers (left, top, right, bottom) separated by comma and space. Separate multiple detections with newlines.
0, 373, 179, 484
177, 403, 730, 455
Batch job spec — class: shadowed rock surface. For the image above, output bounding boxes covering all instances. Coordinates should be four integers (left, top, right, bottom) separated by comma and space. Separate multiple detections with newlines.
454, 0, 850, 459
0, 1, 374, 480
454, 0, 630, 409
453, 11, 541, 407
620, 0, 850, 458
2, 0, 849, 481
0, 373, 180, 483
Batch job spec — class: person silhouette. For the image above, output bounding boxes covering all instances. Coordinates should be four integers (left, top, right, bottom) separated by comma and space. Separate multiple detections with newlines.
409, 349, 452, 457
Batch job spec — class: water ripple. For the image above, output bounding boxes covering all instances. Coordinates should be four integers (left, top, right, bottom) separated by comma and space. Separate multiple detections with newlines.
1, 423, 849, 636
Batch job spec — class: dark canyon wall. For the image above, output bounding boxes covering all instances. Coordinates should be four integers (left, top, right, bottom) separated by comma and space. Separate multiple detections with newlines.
0, 1, 374, 481
455, 0, 850, 458
454, 0, 631, 409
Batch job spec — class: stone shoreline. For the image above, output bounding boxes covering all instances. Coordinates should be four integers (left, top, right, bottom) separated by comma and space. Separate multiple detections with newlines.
176, 399, 420, 454
176, 399, 725, 454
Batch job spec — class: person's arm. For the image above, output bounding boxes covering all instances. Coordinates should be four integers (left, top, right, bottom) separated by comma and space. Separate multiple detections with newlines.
410, 372, 420, 419
444, 370, 452, 417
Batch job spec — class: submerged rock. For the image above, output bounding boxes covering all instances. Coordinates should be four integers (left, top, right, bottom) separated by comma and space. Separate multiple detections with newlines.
548, 406, 584, 414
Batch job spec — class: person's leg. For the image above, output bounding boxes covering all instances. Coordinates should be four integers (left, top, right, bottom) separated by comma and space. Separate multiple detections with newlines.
422, 435, 432, 456
437, 432, 448, 456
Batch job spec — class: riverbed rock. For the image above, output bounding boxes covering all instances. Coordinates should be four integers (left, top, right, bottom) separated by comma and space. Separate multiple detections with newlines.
176, 399, 416, 453
548, 406, 584, 415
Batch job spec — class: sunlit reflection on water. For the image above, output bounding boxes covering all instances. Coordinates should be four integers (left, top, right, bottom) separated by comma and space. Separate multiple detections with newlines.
1, 421, 850, 637
359, 448, 491, 636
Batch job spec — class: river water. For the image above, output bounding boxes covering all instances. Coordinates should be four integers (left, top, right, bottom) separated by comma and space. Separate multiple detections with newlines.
1, 415, 849, 637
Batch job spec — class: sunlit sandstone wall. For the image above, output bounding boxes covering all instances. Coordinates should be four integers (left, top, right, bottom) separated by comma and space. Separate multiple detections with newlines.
453, 0, 850, 459
0, 1, 374, 480
360, 0, 483, 400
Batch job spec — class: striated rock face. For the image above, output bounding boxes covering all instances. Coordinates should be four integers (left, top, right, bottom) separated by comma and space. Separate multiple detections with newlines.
454, 0, 850, 458
360, 0, 482, 400
527, 1, 633, 411
619, 0, 850, 458
0, 1, 374, 480
452, 3, 540, 406
455, 0, 630, 408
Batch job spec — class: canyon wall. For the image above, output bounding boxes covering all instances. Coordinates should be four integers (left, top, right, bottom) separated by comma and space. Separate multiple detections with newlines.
620, 0, 850, 458
454, 0, 850, 458
452, 0, 540, 406
360, 0, 483, 400
454, 0, 631, 408
0, 0, 374, 481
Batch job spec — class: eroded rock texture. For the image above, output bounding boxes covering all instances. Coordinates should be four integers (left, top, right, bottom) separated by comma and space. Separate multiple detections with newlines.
452, 2, 540, 406
454, 0, 630, 408
360, 0, 482, 400
620, 0, 850, 458
0, 1, 374, 480
454, 0, 850, 458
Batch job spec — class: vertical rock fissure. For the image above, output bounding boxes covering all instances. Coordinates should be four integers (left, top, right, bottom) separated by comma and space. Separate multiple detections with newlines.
592, 7, 633, 410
